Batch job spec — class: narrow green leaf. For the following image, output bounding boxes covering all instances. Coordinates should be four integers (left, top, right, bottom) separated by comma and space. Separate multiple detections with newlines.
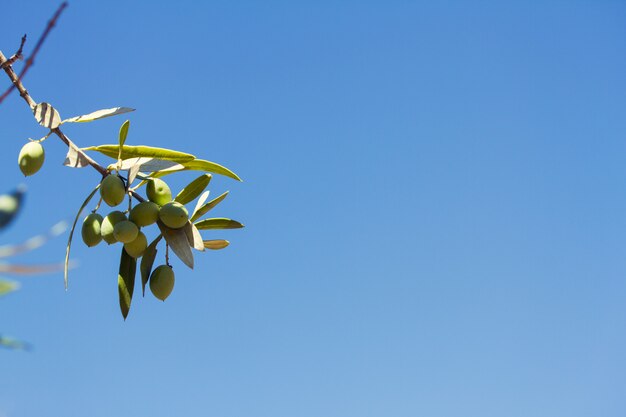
182, 159, 241, 181
65, 185, 100, 289
203, 240, 230, 250
194, 218, 244, 230
175, 174, 212, 205
157, 222, 194, 269
190, 191, 229, 222
118, 248, 137, 320
119, 120, 130, 149
191, 191, 210, 220
62, 107, 135, 123
149, 159, 241, 181
0, 279, 19, 296
83, 144, 195, 162
141, 235, 162, 296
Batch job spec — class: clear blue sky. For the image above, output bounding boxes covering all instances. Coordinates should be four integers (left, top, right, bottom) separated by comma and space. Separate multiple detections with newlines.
1, 1, 626, 416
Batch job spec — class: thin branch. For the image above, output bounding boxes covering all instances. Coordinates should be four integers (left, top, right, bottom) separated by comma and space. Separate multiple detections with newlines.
0, 2, 68, 105
0, 35, 27, 70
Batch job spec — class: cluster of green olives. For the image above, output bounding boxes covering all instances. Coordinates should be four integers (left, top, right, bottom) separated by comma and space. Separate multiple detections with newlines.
18, 141, 45, 176
81, 176, 185, 301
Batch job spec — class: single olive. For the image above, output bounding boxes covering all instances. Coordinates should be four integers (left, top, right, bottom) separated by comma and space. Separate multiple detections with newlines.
159, 201, 189, 229
150, 265, 175, 301
113, 220, 139, 243
81, 213, 103, 247
146, 178, 172, 206
18, 142, 45, 176
100, 175, 126, 207
129, 201, 159, 227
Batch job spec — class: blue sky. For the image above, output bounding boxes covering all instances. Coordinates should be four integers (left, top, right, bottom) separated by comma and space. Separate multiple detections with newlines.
1, 1, 626, 416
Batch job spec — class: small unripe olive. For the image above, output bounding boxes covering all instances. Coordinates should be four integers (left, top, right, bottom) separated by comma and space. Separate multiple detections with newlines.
100, 175, 126, 207
113, 220, 139, 243
101, 211, 127, 244
81, 213, 103, 247
129, 201, 159, 227
124, 231, 147, 258
150, 265, 175, 301
18, 142, 45, 176
159, 202, 189, 229
146, 178, 172, 206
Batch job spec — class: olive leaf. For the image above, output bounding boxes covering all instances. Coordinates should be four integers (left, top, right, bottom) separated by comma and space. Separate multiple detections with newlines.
33, 102, 61, 129
65, 185, 100, 289
83, 144, 195, 162
190, 191, 229, 222
175, 174, 212, 205
194, 218, 244, 230
184, 222, 204, 251
0, 336, 31, 351
119, 120, 130, 148
141, 235, 162, 296
203, 240, 230, 250
150, 159, 241, 182
157, 222, 194, 269
0, 279, 19, 296
63, 141, 90, 168
0, 221, 66, 258
118, 248, 137, 320
62, 107, 135, 123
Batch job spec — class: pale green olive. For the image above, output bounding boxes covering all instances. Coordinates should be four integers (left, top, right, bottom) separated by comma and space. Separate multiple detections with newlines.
100, 175, 126, 207
129, 201, 159, 227
81, 213, 103, 247
150, 265, 175, 301
159, 202, 188, 229
18, 142, 45, 176
146, 179, 172, 206
113, 220, 139, 243
124, 231, 147, 258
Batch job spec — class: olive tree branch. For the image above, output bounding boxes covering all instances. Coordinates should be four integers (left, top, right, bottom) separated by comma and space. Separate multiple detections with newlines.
0, 2, 68, 104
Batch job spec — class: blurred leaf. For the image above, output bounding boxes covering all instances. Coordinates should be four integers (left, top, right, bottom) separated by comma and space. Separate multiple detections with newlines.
0, 279, 19, 296
65, 185, 100, 289
175, 174, 212, 205
157, 222, 194, 269
63, 142, 90, 168
83, 145, 195, 162
0, 221, 67, 258
141, 235, 162, 296
119, 120, 130, 148
118, 248, 137, 320
203, 240, 230, 250
0, 336, 31, 351
33, 102, 61, 129
0, 185, 25, 230
184, 222, 204, 251
194, 218, 244, 230
62, 107, 135, 123
190, 191, 229, 222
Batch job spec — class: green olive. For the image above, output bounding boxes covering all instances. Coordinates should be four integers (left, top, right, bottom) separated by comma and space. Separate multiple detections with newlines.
113, 220, 139, 243
129, 201, 159, 227
159, 202, 189, 229
101, 211, 127, 244
150, 265, 175, 301
124, 231, 147, 258
18, 142, 45, 176
100, 175, 126, 207
81, 213, 103, 247
146, 178, 172, 206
